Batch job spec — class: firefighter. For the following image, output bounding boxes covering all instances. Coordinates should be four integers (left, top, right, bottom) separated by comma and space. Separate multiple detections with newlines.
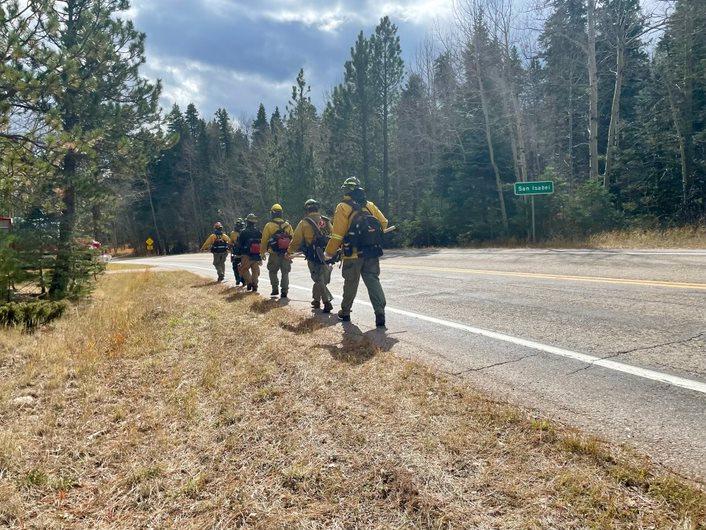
260, 204, 294, 298
230, 218, 245, 286
288, 199, 334, 313
237, 214, 262, 292
200, 222, 231, 282
325, 177, 388, 327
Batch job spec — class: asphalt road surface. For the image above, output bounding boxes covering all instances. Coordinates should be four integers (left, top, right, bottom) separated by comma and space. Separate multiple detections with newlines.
127, 248, 706, 480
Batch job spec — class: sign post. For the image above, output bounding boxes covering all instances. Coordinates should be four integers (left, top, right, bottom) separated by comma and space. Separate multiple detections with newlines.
514, 181, 554, 243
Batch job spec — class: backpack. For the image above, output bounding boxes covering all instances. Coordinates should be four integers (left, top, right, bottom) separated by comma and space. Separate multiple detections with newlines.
345, 202, 384, 258
269, 221, 292, 254
303, 216, 330, 264
248, 239, 261, 257
211, 234, 229, 254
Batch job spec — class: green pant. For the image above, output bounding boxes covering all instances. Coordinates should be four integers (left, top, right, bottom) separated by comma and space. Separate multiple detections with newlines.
267, 252, 291, 292
308, 260, 333, 303
212, 251, 227, 278
341, 257, 386, 316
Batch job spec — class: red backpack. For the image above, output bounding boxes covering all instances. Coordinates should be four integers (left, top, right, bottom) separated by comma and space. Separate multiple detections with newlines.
269, 221, 292, 253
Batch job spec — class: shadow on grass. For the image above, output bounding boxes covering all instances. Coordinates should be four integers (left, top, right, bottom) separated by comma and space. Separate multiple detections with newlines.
191, 280, 220, 288
250, 298, 281, 314
279, 314, 339, 335
222, 287, 250, 303
318, 323, 399, 365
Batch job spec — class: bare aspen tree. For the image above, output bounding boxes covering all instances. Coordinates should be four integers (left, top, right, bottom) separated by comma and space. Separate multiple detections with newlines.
488, 0, 529, 183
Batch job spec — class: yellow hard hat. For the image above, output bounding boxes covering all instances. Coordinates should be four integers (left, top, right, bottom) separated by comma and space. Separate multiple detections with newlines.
271, 203, 283, 213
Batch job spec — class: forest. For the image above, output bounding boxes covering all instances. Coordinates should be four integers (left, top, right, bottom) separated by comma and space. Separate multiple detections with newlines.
1, 0, 705, 294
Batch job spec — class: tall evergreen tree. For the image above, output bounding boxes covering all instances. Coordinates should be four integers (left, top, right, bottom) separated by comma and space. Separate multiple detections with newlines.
47, 0, 160, 296
371, 16, 405, 212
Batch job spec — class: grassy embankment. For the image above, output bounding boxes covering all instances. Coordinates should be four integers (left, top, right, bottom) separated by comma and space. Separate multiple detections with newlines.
105, 263, 154, 272
466, 225, 706, 249
1, 271, 704, 528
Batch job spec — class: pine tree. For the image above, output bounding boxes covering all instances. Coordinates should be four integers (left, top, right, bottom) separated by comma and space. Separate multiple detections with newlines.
282, 70, 319, 215
345, 32, 375, 195
539, 0, 588, 189
371, 16, 405, 213
47, 0, 160, 296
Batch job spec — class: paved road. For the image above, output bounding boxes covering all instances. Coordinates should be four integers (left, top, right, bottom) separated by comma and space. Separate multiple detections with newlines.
127, 249, 706, 480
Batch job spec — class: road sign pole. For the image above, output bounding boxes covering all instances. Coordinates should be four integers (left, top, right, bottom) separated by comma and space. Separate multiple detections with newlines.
531, 196, 536, 243
514, 181, 552, 244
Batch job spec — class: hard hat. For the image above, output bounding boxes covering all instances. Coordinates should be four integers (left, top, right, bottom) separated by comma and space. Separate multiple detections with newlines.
214, 221, 223, 229
341, 176, 362, 192
271, 203, 283, 213
304, 199, 320, 210
246, 213, 257, 223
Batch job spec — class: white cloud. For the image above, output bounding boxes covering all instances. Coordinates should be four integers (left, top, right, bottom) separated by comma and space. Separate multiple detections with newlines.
143, 54, 295, 119
376, 0, 453, 24
262, 7, 353, 32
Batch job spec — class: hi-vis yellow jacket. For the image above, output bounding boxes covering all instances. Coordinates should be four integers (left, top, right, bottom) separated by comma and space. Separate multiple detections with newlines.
260, 217, 294, 258
288, 213, 332, 255
200, 232, 231, 251
325, 198, 388, 259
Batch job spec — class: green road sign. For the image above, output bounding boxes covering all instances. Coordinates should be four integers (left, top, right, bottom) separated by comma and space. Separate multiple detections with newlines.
514, 181, 554, 196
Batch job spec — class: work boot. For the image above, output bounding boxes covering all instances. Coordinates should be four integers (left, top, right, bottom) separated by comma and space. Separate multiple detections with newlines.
311, 300, 321, 309
323, 301, 333, 314
217, 275, 224, 283
247, 284, 253, 292
337, 310, 350, 322
280, 291, 288, 299
252, 285, 258, 292
271, 288, 279, 297
375, 313, 386, 328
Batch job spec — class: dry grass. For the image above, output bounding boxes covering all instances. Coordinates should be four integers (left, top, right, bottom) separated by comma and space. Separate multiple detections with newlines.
106, 262, 154, 271
462, 225, 706, 249
1, 270, 704, 528
585, 226, 706, 249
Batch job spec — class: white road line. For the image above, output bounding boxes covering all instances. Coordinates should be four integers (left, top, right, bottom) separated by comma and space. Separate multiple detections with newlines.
130, 260, 706, 395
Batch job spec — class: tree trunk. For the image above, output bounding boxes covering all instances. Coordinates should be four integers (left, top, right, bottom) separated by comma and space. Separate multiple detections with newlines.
512, 90, 529, 183
383, 86, 390, 213
665, 76, 691, 207
361, 101, 370, 192
586, 0, 600, 181
49, 153, 77, 298
568, 71, 575, 192
186, 150, 202, 248
474, 36, 508, 232
603, 40, 625, 187
145, 174, 165, 255
91, 203, 101, 242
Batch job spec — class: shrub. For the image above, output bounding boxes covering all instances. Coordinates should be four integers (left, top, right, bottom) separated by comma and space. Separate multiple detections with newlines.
0, 301, 68, 329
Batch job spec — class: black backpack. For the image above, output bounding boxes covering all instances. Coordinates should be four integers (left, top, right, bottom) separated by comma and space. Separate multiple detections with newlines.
303, 216, 330, 263
211, 234, 229, 254
345, 202, 384, 258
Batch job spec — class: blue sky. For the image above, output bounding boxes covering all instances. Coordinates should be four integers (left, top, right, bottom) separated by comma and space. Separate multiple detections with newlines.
129, 0, 454, 123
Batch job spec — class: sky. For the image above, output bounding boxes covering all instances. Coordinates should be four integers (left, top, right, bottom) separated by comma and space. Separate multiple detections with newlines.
129, 0, 455, 123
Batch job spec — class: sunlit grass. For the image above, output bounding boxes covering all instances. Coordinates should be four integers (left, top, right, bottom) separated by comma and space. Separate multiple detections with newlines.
0, 270, 703, 527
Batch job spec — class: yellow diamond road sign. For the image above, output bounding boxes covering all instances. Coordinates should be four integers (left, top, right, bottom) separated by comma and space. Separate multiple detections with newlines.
146, 237, 154, 246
